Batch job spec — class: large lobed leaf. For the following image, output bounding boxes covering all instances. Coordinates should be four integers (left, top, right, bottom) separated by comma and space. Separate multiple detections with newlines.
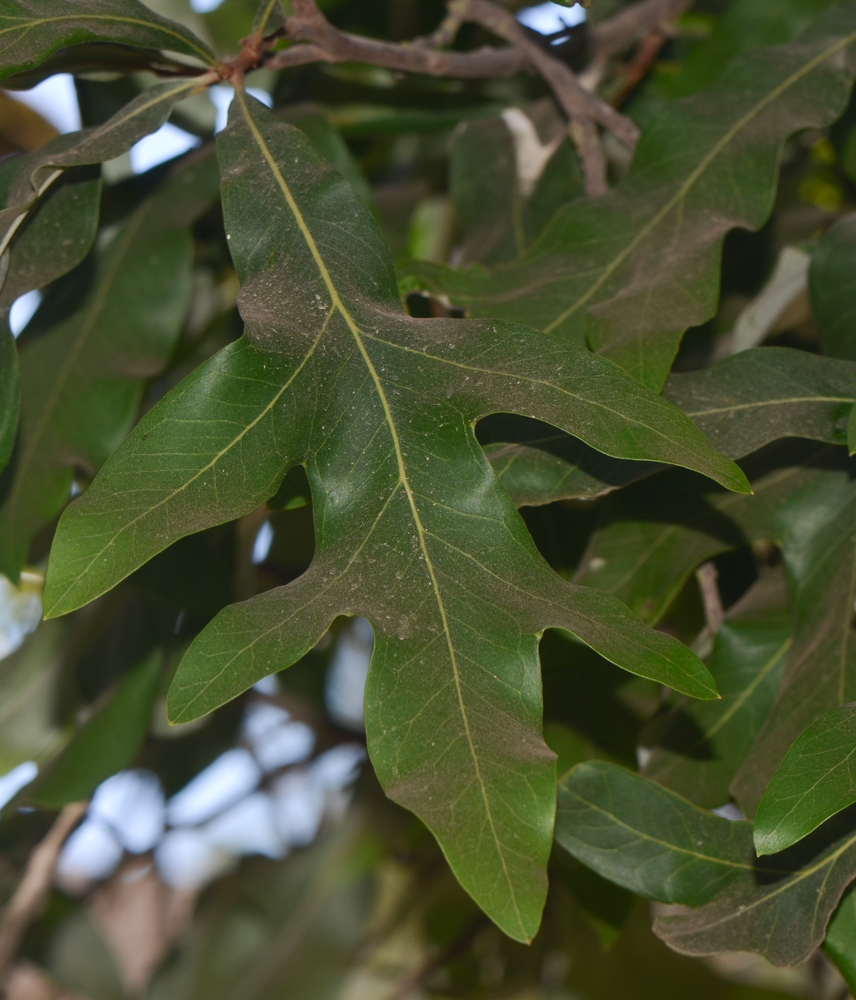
41, 96, 754, 942
408, 4, 856, 389
0, 149, 220, 581
0, 0, 214, 84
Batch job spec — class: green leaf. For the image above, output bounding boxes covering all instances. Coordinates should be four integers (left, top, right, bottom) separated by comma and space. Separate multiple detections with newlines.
663, 347, 856, 459
810, 211, 856, 359
449, 105, 582, 266
643, 573, 792, 809
825, 885, 856, 994
43, 96, 742, 942
28, 650, 161, 808
407, 5, 856, 389
574, 443, 828, 625
732, 455, 856, 815
0, 324, 18, 475
0, 76, 214, 253
479, 414, 658, 506
0, 148, 219, 582
0, 0, 215, 83
653, 806, 856, 966
754, 703, 856, 855
556, 761, 756, 905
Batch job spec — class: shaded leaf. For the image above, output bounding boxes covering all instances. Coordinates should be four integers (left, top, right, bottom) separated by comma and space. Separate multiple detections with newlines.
663, 347, 856, 459
825, 884, 856, 994
643, 572, 792, 809
0, 148, 220, 581
43, 98, 742, 942
0, 0, 214, 83
653, 805, 856, 966
29, 650, 161, 808
733, 456, 856, 814
479, 414, 658, 506
556, 761, 756, 906
755, 703, 856, 856
574, 442, 832, 625
408, 5, 856, 389
809, 211, 856, 359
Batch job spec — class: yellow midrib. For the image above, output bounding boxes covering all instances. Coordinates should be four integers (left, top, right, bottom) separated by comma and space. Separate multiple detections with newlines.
543, 27, 856, 335
237, 90, 527, 937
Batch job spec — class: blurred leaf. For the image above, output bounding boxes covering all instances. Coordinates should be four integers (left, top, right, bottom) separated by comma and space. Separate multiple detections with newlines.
0, 148, 220, 582
810, 211, 856, 359
408, 6, 856, 389
556, 762, 755, 906
29, 650, 161, 808
644, 572, 791, 809
0, 325, 18, 475
825, 884, 856, 994
663, 347, 856, 458
0, 92, 57, 152
43, 97, 746, 944
754, 703, 856, 855
0, 0, 214, 83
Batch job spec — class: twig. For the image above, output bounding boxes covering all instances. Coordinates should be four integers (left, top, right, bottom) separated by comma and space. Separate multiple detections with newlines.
696, 561, 725, 635
0, 802, 88, 979
610, 30, 668, 107
382, 916, 486, 1000
590, 0, 690, 57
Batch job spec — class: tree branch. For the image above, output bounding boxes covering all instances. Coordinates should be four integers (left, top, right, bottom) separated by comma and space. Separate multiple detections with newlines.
0, 803, 88, 979
590, 0, 691, 57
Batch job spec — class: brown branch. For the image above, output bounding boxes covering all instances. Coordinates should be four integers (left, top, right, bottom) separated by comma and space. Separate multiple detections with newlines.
0, 803, 88, 979
696, 561, 725, 635
590, 0, 691, 57
610, 30, 668, 108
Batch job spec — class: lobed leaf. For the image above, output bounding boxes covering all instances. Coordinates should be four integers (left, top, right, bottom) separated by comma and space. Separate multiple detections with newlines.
408, 4, 856, 389
754, 703, 856, 856
0, 0, 214, 84
42, 97, 745, 942
0, 148, 220, 582
663, 347, 856, 459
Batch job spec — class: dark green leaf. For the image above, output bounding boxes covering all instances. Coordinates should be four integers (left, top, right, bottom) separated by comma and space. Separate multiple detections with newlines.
407, 5, 856, 389
755, 703, 856, 855
663, 347, 856, 459
653, 806, 856, 966
479, 414, 658, 506
556, 761, 756, 905
643, 572, 792, 809
809, 212, 856, 359
0, 0, 214, 83
0, 325, 18, 475
43, 97, 742, 942
0, 148, 220, 581
449, 104, 582, 266
825, 885, 856, 994
733, 456, 856, 814
29, 650, 161, 808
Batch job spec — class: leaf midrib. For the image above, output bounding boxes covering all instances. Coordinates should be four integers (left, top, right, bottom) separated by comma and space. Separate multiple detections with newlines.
236, 91, 528, 938
0, 13, 213, 62
541, 27, 856, 334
